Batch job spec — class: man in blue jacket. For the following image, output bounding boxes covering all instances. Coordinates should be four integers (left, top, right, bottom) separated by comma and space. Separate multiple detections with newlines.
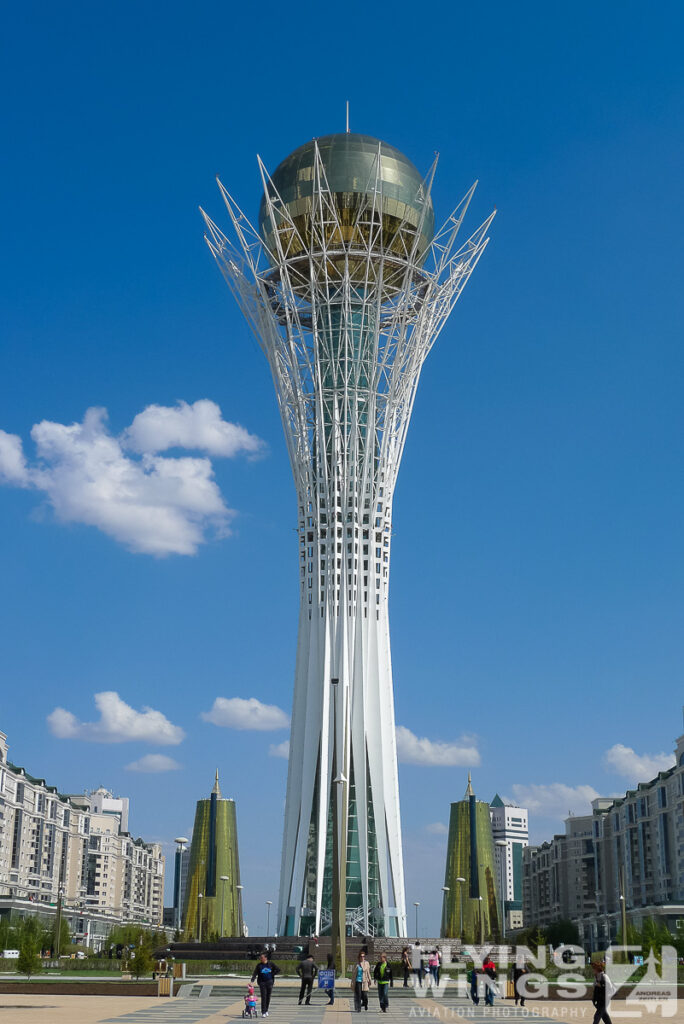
251, 953, 281, 1016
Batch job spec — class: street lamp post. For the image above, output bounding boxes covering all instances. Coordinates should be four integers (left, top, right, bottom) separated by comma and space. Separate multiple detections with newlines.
414, 901, 420, 940
455, 878, 466, 943
595, 891, 604, 951
220, 875, 229, 937
236, 885, 244, 937
330, 677, 349, 978
478, 896, 483, 945
441, 886, 450, 938
54, 886, 64, 958
619, 864, 628, 947
197, 893, 204, 943
266, 900, 273, 936
174, 837, 189, 932
495, 840, 507, 943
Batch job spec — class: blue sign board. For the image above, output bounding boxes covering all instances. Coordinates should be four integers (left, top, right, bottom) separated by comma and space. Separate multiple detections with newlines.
318, 969, 335, 989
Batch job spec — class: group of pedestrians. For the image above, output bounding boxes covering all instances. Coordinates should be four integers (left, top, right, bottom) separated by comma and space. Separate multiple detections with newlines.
400, 942, 443, 987
468, 954, 499, 1006
351, 951, 394, 1012
249, 949, 395, 1014
250, 946, 615, 1019
468, 956, 530, 1007
466, 954, 614, 1023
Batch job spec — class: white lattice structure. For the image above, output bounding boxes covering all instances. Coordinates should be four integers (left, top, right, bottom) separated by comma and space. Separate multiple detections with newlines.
202, 132, 493, 937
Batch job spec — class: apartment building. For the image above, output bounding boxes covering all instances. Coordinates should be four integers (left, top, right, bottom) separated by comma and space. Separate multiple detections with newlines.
0, 731, 164, 948
523, 731, 684, 947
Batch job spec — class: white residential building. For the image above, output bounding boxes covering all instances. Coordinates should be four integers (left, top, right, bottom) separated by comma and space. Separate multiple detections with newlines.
87, 787, 129, 834
490, 794, 528, 926
0, 731, 164, 947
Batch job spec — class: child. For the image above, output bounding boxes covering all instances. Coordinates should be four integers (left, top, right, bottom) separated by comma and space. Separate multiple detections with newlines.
244, 983, 258, 1017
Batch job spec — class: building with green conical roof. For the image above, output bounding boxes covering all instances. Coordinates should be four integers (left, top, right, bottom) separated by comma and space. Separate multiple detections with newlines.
441, 773, 500, 942
182, 772, 242, 939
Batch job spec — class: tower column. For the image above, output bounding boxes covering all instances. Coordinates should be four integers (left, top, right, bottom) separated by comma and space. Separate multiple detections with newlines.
203, 130, 494, 939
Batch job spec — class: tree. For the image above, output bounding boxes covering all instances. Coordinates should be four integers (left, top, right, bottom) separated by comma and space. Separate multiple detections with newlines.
515, 924, 546, 951
640, 917, 672, 957
51, 917, 71, 957
546, 918, 580, 947
17, 937, 42, 980
130, 942, 155, 980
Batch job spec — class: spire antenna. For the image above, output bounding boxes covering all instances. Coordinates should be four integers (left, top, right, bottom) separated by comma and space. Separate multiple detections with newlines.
346, 100, 350, 133
212, 769, 222, 798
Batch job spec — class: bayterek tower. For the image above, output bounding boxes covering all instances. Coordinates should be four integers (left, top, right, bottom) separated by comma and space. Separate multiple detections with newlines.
202, 130, 493, 937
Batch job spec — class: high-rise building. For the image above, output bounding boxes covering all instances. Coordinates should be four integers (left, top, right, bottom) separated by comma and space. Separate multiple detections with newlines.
182, 773, 241, 939
442, 774, 500, 941
522, 802, 612, 937
490, 794, 528, 930
170, 841, 189, 932
203, 131, 493, 937
523, 730, 684, 946
0, 731, 164, 947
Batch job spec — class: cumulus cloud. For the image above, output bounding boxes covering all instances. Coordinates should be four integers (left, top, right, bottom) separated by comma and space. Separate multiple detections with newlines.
0, 431, 30, 485
125, 754, 182, 773
124, 399, 264, 458
269, 740, 290, 759
510, 782, 600, 820
603, 743, 674, 782
395, 725, 480, 767
0, 402, 264, 556
47, 691, 185, 745
201, 697, 290, 731
425, 822, 449, 835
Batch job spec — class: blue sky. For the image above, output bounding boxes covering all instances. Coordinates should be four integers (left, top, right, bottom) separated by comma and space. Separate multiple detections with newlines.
2, 1, 684, 936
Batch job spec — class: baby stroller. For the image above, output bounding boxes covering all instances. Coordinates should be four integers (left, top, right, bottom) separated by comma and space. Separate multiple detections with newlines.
243, 984, 259, 1018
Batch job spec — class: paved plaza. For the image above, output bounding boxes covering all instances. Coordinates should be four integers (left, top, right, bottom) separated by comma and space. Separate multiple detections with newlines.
1, 983, 682, 1024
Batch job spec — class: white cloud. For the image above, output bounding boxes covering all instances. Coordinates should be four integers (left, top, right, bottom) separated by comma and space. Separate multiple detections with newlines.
269, 740, 290, 759
510, 782, 600, 820
124, 399, 264, 458
395, 725, 480, 767
425, 822, 448, 835
0, 402, 265, 556
47, 691, 185, 745
603, 743, 674, 783
125, 754, 182, 773
0, 431, 30, 485
201, 697, 290, 731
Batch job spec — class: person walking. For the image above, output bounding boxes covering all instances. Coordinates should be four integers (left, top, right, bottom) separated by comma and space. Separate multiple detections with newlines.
324, 953, 335, 1006
469, 966, 480, 1005
251, 952, 280, 1017
428, 949, 439, 984
401, 946, 411, 987
373, 954, 393, 1013
297, 954, 318, 1005
513, 963, 528, 1006
591, 961, 614, 1024
352, 951, 372, 1012
410, 942, 423, 987
482, 955, 497, 1007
